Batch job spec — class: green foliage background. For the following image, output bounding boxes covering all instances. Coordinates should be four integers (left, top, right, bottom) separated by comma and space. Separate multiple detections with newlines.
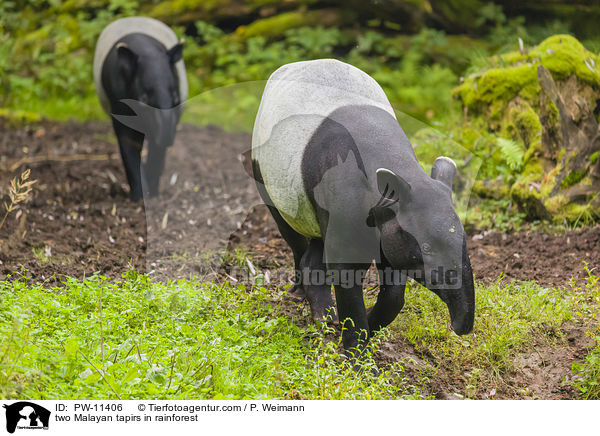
2, 0, 599, 126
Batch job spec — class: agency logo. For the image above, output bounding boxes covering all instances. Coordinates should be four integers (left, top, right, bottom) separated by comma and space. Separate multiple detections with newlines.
2, 402, 50, 434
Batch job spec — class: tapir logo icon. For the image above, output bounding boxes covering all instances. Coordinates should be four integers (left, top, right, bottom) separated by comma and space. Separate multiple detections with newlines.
3, 402, 50, 433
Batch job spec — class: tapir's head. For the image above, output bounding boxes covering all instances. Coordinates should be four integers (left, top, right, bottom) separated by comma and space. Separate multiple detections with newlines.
370, 156, 474, 335
115, 38, 184, 147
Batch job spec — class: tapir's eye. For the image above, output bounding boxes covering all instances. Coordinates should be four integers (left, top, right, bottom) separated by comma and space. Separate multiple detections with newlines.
422, 243, 432, 254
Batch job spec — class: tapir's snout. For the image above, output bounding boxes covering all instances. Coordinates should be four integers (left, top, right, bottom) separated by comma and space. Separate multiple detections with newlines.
436, 238, 475, 336
453, 251, 474, 335
449, 300, 474, 335
153, 108, 178, 147
437, 283, 474, 336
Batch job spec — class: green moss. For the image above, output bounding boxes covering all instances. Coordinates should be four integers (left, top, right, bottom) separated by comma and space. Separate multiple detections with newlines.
149, 0, 283, 18
545, 194, 600, 225
544, 194, 568, 215
150, 0, 224, 17
561, 169, 588, 188
521, 159, 544, 180
488, 34, 599, 86
453, 65, 538, 113
510, 180, 551, 220
511, 180, 539, 199
544, 99, 560, 129
235, 9, 340, 39
472, 179, 509, 200
513, 105, 542, 149
453, 34, 600, 119
534, 34, 600, 85
454, 33, 600, 223
540, 165, 560, 197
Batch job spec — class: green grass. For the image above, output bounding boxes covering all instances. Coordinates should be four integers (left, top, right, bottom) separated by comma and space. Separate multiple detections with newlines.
571, 270, 600, 399
397, 279, 578, 369
0, 271, 416, 400
377, 266, 600, 398
573, 330, 600, 399
1, 265, 599, 400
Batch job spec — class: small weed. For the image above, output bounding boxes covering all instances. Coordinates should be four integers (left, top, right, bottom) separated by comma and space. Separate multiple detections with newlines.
0, 168, 36, 232
31, 246, 51, 264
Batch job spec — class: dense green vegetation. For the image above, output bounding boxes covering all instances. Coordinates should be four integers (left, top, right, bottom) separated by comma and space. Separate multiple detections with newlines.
1, 0, 597, 126
0, 272, 415, 399
1, 265, 598, 399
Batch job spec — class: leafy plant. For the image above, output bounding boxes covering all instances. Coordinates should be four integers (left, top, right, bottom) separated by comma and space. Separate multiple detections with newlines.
497, 137, 524, 171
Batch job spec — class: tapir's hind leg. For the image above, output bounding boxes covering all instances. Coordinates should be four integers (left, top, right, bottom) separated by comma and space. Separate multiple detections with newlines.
251, 159, 308, 299
266, 203, 309, 299
299, 239, 337, 322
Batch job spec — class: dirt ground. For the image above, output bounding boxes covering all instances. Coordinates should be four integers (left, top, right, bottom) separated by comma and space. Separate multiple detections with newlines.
1, 119, 599, 399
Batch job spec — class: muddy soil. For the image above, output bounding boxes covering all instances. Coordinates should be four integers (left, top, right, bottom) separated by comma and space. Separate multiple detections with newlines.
0, 119, 259, 282
1, 120, 598, 399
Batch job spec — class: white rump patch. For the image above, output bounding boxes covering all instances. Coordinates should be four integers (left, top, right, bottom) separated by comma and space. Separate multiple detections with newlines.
93, 16, 188, 114
252, 59, 396, 237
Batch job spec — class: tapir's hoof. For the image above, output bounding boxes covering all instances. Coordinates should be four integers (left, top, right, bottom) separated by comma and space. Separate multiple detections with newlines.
311, 307, 339, 325
130, 193, 143, 202
288, 285, 306, 301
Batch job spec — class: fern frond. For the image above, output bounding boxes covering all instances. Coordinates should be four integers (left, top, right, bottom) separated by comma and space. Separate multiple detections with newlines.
497, 137, 524, 171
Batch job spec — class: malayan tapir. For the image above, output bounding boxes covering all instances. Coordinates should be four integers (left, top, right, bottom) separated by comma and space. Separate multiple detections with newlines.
251, 59, 474, 354
93, 17, 188, 201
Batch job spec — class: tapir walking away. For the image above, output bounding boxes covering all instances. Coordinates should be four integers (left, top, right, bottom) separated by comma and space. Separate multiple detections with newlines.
93, 17, 187, 201
252, 59, 474, 354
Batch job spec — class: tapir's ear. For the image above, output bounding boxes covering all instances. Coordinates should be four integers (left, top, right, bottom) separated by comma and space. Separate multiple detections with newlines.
431, 156, 457, 190
116, 43, 137, 81
376, 168, 411, 205
167, 40, 184, 64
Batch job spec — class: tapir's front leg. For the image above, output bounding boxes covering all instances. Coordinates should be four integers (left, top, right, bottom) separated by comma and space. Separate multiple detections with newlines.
143, 141, 166, 197
113, 120, 144, 201
368, 251, 406, 332
330, 263, 370, 355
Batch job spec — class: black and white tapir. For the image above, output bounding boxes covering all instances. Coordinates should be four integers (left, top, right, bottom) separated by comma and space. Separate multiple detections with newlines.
93, 17, 187, 201
251, 59, 474, 353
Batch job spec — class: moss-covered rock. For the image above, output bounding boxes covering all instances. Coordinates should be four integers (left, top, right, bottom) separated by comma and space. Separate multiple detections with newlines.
453, 34, 600, 224
454, 35, 600, 117
148, 0, 321, 25
234, 9, 342, 39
